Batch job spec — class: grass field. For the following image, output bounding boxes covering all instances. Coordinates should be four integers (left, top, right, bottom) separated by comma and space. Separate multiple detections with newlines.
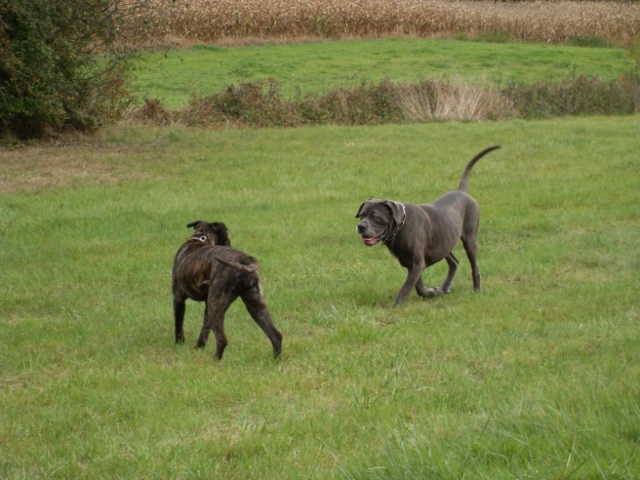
1, 115, 639, 478
131, 38, 635, 108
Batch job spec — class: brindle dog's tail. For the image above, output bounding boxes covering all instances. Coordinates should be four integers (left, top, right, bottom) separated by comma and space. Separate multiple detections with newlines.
457, 145, 501, 193
213, 254, 259, 273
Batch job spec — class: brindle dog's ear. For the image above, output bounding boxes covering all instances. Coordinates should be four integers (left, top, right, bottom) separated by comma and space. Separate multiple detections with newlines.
211, 222, 231, 246
186, 221, 203, 229
381, 200, 405, 227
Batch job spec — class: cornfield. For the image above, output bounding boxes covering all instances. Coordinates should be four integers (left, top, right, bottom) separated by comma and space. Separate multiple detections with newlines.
129, 0, 640, 45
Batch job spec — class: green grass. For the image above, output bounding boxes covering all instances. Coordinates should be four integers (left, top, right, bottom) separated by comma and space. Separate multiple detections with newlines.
1, 116, 639, 478
130, 38, 635, 108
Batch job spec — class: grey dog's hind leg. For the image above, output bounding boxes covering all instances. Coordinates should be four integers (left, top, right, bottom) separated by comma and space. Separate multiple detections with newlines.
413, 253, 459, 298
462, 237, 481, 291
441, 253, 459, 293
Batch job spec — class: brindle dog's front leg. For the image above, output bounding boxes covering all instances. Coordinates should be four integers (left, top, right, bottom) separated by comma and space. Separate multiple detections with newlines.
174, 297, 186, 343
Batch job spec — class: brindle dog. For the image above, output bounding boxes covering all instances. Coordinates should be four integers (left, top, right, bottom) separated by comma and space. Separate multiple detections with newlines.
172, 220, 282, 360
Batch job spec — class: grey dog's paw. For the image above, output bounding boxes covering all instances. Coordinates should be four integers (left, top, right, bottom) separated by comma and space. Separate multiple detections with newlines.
422, 287, 444, 297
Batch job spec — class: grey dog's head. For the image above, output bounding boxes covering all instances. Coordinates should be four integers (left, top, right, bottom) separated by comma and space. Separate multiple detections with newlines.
355, 199, 405, 246
186, 220, 231, 246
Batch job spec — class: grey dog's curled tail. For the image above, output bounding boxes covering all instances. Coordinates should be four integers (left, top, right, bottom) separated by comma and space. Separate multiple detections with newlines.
457, 145, 501, 193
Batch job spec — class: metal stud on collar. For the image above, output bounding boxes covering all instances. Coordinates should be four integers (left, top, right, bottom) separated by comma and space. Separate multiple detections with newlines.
190, 235, 208, 244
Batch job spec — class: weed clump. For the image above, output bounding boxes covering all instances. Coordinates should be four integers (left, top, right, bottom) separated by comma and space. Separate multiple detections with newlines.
507, 75, 640, 118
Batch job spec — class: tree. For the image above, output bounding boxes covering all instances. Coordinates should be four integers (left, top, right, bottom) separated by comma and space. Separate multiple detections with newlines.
0, 0, 149, 139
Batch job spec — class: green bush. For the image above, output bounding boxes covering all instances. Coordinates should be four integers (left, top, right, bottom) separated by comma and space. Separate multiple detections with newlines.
0, 0, 147, 139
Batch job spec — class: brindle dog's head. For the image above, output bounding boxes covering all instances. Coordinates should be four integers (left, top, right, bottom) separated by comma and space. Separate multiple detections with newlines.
355, 199, 405, 246
186, 220, 231, 246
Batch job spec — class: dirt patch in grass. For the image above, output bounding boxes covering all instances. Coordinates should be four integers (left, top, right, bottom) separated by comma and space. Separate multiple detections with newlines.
0, 142, 135, 194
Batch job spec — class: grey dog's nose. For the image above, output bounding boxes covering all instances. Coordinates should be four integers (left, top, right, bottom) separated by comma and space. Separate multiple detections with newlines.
356, 223, 366, 234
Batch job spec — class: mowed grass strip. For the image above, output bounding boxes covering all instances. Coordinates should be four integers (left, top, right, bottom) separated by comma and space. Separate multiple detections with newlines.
130, 38, 635, 108
1, 116, 639, 478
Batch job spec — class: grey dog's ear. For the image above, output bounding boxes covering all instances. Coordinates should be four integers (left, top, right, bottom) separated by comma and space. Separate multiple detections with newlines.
356, 199, 404, 225
186, 221, 203, 229
355, 201, 368, 218
381, 200, 405, 227
355, 199, 381, 217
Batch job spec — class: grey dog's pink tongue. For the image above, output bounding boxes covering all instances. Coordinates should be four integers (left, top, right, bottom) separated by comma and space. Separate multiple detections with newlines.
362, 235, 381, 245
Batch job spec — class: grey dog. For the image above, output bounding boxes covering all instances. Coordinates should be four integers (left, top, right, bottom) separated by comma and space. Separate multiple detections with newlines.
355, 146, 501, 307
172, 220, 282, 360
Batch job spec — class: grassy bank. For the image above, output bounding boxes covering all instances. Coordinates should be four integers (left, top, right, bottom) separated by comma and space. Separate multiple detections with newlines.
1, 116, 639, 478
128, 39, 639, 128
131, 38, 636, 108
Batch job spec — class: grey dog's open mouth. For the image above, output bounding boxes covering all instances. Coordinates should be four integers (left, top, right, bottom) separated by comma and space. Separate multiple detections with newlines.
361, 234, 383, 246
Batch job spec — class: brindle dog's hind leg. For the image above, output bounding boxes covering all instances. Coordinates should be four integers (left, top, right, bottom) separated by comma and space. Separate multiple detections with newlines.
196, 286, 237, 360
241, 285, 283, 359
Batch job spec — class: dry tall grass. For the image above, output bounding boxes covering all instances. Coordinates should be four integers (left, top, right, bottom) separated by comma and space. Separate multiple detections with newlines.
396, 81, 517, 122
130, 0, 640, 45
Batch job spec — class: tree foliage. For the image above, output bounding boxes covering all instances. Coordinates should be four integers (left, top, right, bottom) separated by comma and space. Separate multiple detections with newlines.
0, 0, 148, 138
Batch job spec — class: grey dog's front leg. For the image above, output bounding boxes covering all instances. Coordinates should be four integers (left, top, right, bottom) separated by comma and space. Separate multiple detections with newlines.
415, 278, 444, 298
393, 265, 425, 306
